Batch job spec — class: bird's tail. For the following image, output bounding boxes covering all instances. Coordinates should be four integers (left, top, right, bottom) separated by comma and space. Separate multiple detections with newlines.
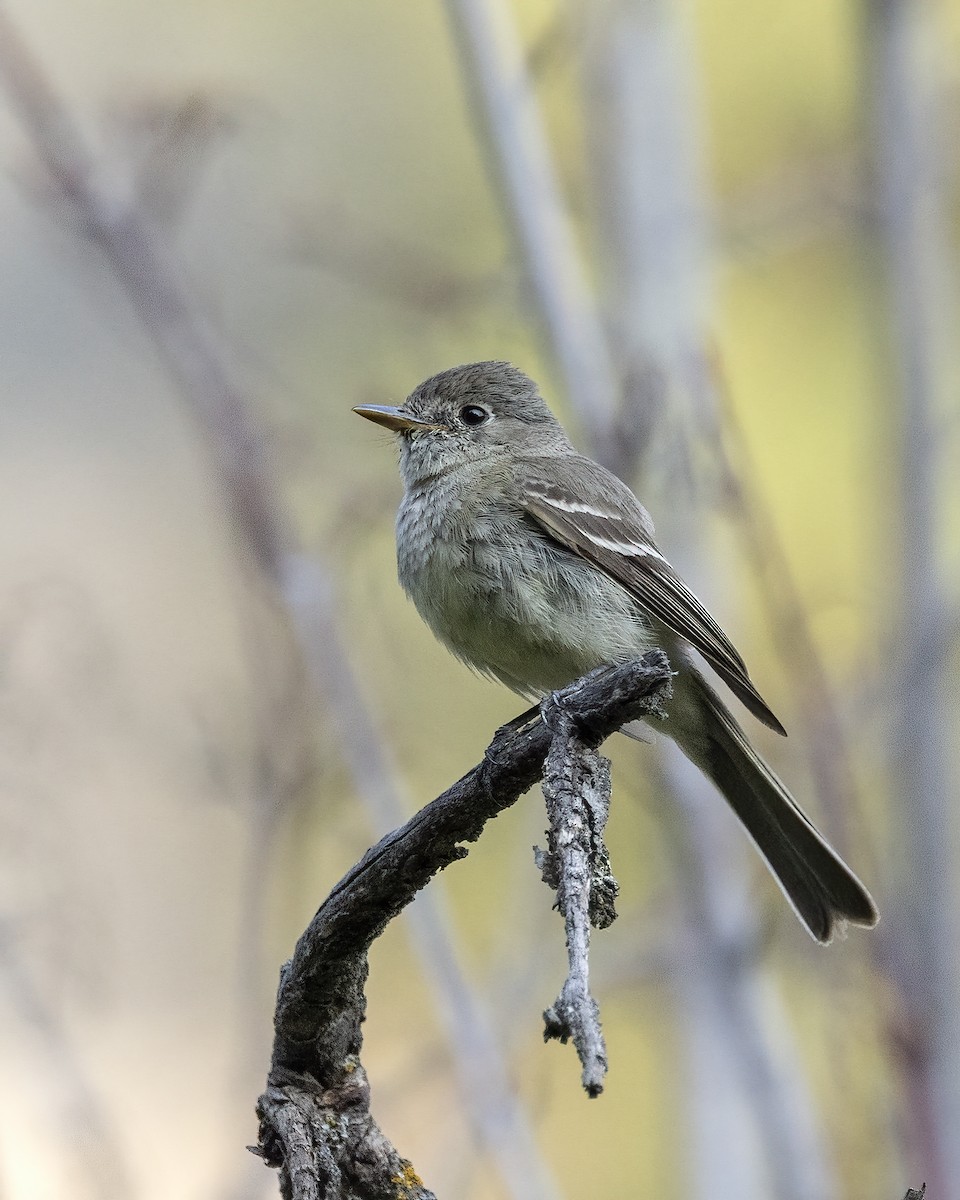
664, 670, 878, 943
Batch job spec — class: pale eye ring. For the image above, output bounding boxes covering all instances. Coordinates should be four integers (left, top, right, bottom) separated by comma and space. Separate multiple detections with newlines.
459, 404, 489, 427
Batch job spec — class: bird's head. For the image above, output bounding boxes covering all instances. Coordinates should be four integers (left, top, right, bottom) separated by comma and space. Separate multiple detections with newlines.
353, 361, 569, 485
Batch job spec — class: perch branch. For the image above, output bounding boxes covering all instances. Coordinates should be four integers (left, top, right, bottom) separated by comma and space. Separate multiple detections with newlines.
254, 654, 670, 1198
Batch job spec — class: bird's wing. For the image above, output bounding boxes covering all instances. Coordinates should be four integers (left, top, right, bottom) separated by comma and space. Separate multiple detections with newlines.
520, 459, 786, 735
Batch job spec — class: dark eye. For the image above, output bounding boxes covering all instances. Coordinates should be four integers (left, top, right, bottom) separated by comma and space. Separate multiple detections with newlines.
459, 405, 489, 427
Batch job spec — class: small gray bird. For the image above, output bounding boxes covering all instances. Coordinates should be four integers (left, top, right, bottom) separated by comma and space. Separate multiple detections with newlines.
355, 361, 878, 943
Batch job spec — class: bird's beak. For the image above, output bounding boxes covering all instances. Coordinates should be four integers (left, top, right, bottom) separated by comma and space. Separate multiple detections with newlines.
352, 404, 440, 433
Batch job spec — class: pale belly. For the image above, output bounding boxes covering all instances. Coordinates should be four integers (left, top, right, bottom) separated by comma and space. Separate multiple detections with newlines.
397, 497, 653, 697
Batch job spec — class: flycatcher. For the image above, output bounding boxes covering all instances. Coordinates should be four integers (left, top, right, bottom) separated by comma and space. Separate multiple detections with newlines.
355, 361, 878, 943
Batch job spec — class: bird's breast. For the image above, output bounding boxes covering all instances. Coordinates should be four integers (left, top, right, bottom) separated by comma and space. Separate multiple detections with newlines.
395, 480, 652, 695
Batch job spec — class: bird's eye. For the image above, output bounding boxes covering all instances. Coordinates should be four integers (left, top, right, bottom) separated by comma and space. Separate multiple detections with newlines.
459, 405, 489, 427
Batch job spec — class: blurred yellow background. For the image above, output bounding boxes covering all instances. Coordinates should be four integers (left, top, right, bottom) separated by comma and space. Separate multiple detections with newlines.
0, 1, 957, 1198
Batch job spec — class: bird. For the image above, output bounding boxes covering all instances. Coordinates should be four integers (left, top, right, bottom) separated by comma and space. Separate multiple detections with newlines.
354, 360, 878, 943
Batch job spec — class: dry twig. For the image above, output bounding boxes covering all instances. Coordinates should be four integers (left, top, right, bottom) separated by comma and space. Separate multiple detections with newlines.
537, 685, 620, 1096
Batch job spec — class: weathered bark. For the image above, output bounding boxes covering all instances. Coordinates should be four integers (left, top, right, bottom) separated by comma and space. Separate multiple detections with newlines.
252, 656, 671, 1198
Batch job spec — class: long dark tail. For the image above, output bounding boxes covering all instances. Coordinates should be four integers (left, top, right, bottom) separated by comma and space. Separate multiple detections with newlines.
664, 670, 878, 943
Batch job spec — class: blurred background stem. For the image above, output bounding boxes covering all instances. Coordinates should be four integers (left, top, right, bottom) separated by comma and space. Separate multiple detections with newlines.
863, 0, 960, 1194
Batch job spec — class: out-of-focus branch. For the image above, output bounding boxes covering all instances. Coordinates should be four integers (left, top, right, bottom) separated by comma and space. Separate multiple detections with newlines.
0, 9, 286, 577
864, 1, 960, 1195
0, 11, 568, 1199
444, 0, 625, 469
122, 90, 239, 231
663, 750, 840, 1200
708, 357, 862, 856
718, 149, 866, 263
254, 656, 671, 1198
291, 205, 503, 314
0, 920, 133, 1200
584, 5, 839, 1199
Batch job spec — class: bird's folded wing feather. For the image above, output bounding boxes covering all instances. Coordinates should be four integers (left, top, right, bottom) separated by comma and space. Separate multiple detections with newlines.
520, 461, 786, 735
